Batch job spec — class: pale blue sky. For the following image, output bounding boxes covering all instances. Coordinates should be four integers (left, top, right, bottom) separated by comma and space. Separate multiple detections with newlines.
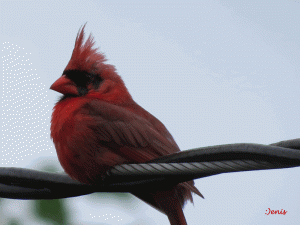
1, 1, 300, 224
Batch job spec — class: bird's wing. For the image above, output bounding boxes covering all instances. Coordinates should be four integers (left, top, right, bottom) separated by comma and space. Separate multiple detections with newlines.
77, 99, 180, 162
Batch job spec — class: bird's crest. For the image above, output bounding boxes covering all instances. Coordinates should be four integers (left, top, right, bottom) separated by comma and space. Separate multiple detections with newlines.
64, 24, 124, 85
64, 24, 107, 75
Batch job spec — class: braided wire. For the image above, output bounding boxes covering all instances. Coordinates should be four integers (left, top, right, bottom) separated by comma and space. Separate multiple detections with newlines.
0, 138, 299, 199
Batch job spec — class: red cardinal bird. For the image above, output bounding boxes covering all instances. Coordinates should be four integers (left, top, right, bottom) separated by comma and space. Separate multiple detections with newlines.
50, 25, 203, 225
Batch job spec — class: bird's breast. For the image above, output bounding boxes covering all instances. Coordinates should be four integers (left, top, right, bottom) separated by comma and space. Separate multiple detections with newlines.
50, 97, 128, 184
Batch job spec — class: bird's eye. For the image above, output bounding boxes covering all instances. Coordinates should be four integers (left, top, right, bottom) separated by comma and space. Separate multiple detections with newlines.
63, 70, 90, 87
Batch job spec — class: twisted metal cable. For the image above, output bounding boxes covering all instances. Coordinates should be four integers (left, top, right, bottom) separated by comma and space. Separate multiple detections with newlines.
0, 138, 300, 199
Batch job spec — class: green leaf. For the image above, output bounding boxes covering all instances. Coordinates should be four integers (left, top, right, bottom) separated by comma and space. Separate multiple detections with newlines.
33, 199, 69, 225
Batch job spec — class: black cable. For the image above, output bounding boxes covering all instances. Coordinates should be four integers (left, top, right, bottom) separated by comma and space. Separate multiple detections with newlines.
0, 138, 300, 200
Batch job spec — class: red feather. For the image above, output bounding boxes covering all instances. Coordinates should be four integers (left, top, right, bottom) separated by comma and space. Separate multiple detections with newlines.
50, 24, 203, 225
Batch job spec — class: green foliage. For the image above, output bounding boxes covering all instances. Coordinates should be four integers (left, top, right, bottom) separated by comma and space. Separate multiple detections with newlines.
7, 218, 21, 225
33, 199, 69, 225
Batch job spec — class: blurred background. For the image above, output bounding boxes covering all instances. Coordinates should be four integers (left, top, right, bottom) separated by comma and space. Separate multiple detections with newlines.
1, 0, 300, 224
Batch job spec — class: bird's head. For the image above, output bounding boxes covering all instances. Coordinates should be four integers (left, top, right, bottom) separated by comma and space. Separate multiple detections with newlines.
50, 24, 132, 104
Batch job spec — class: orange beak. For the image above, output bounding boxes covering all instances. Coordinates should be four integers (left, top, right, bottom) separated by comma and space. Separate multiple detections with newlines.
50, 75, 78, 95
